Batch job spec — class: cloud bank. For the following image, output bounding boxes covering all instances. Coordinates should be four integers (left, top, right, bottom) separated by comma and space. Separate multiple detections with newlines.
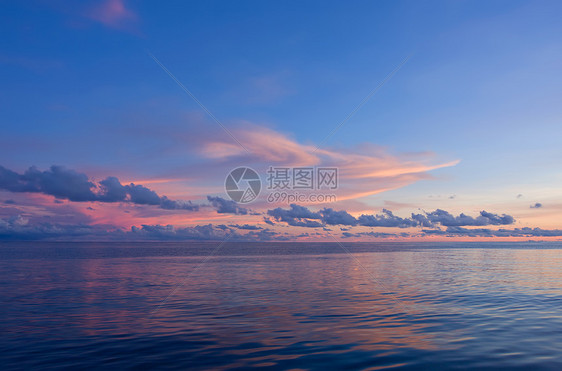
267, 204, 515, 229
0, 165, 199, 210
0, 215, 291, 241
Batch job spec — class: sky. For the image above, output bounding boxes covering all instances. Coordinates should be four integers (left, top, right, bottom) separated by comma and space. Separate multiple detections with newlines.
1, 0, 562, 241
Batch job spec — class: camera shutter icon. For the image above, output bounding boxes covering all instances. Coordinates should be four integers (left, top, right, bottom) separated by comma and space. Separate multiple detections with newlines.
225, 167, 261, 203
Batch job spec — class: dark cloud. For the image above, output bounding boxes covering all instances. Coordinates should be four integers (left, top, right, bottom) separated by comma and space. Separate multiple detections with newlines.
126, 183, 161, 205
479, 211, 515, 225
125, 224, 289, 241
271, 218, 322, 228
215, 224, 232, 230
0, 165, 97, 201
3, 199, 15, 204
0, 214, 294, 241
159, 196, 199, 211
419, 209, 514, 227
269, 205, 397, 228
0, 165, 199, 211
422, 226, 562, 237
130, 224, 228, 240
267, 205, 515, 229
0, 215, 115, 240
267, 204, 322, 227
342, 231, 398, 238
98, 176, 128, 202
244, 228, 291, 241
2, 212, 559, 241
207, 196, 248, 215
268, 204, 321, 220
357, 209, 417, 228
229, 224, 263, 230
320, 208, 357, 226
530, 203, 543, 209
102, 181, 197, 210
263, 217, 275, 226
410, 213, 434, 228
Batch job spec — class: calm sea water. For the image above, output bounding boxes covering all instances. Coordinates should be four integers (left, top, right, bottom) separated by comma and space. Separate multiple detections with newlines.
1, 241, 561, 370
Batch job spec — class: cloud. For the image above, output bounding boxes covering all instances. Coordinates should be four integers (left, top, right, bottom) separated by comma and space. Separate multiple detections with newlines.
320, 208, 357, 226
87, 0, 137, 29
243, 228, 291, 241
229, 224, 263, 230
158, 196, 199, 211
124, 183, 161, 205
98, 176, 128, 202
201, 126, 320, 166
267, 204, 516, 229
0, 215, 292, 241
0, 165, 199, 211
267, 204, 323, 227
342, 231, 399, 238
207, 196, 248, 215
2, 210, 560, 241
478, 211, 515, 225
0, 215, 114, 241
215, 224, 231, 231
263, 217, 275, 226
199, 125, 459, 202
130, 224, 230, 241
99, 177, 196, 210
268, 204, 322, 220
0, 165, 97, 201
422, 226, 562, 238
357, 209, 417, 228
410, 213, 434, 228
530, 203, 543, 209
419, 209, 515, 227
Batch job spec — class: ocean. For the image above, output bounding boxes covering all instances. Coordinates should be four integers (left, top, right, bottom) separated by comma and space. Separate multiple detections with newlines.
1, 241, 561, 370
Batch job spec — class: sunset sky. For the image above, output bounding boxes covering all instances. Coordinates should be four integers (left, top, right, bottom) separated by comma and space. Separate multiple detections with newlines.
1, 0, 562, 241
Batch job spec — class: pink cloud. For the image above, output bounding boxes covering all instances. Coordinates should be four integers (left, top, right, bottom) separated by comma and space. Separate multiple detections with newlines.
87, 0, 137, 29
201, 125, 459, 204
201, 126, 320, 166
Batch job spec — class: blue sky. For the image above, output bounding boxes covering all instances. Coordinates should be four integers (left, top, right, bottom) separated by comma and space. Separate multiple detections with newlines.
1, 0, 561, 240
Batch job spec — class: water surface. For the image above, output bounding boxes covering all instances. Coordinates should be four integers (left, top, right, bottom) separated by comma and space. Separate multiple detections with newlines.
1, 241, 561, 370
